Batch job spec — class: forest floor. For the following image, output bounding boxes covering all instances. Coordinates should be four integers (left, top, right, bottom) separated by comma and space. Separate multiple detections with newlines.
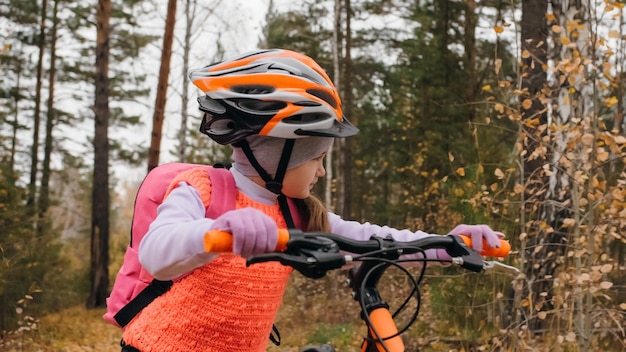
2, 295, 588, 352
2, 306, 121, 352
0, 305, 363, 352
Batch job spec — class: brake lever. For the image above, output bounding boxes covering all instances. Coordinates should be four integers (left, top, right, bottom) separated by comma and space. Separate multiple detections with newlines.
247, 250, 346, 279
446, 235, 484, 272
483, 261, 520, 276
247, 252, 317, 278
446, 235, 518, 274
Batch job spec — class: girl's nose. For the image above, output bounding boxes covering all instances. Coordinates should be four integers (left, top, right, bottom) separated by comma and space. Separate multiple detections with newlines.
317, 161, 326, 177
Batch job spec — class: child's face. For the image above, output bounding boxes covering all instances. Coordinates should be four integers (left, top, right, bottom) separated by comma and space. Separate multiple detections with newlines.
281, 152, 327, 199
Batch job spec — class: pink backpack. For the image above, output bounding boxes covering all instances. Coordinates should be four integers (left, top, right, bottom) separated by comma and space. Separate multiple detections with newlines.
103, 162, 237, 328
104, 162, 303, 329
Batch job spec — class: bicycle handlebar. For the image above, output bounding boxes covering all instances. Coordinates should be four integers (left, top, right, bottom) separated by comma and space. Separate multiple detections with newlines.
203, 228, 510, 277
204, 228, 510, 257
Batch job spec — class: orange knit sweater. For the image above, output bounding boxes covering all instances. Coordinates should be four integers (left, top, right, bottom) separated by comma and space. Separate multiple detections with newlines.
122, 169, 293, 352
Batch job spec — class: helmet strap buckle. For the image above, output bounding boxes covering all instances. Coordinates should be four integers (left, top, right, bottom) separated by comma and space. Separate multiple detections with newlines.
265, 181, 283, 195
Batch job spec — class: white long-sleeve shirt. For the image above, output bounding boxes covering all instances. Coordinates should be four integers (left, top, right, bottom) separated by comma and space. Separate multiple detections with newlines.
139, 167, 435, 280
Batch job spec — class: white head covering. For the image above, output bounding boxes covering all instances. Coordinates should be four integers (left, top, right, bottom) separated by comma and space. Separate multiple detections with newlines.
231, 135, 333, 177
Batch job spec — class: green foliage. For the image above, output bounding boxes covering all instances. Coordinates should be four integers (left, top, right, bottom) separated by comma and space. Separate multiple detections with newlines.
57, 0, 159, 168
182, 129, 232, 165
0, 0, 39, 25
0, 166, 37, 332
0, 165, 76, 332
344, 0, 518, 233
427, 269, 514, 346
264, 2, 333, 61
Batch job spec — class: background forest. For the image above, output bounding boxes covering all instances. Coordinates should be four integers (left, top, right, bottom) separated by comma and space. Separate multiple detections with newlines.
1, 0, 625, 351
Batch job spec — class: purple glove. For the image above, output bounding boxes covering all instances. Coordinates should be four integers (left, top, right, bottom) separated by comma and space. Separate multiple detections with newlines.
449, 224, 504, 252
210, 208, 278, 258
436, 224, 505, 261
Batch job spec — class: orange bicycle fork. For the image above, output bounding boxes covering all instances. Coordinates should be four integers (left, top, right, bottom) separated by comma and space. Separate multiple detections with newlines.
358, 287, 405, 352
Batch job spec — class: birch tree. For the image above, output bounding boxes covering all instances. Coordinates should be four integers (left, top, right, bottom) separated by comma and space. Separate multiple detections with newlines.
546, 1, 625, 349
548, 1, 594, 345
514, 1, 626, 348
336, 0, 353, 218
327, 0, 342, 210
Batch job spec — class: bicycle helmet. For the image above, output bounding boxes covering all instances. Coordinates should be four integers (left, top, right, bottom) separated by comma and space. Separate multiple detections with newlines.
189, 49, 358, 145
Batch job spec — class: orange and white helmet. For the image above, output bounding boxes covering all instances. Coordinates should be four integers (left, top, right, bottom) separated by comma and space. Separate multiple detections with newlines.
189, 49, 358, 145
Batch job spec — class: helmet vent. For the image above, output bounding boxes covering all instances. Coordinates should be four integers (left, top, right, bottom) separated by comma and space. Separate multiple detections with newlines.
201, 117, 236, 136
294, 101, 321, 107
232, 85, 275, 95
306, 89, 338, 109
236, 99, 286, 112
283, 113, 331, 124
198, 95, 226, 114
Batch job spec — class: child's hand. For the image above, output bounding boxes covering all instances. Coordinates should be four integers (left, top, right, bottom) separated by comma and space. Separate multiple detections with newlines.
210, 208, 278, 258
448, 224, 505, 252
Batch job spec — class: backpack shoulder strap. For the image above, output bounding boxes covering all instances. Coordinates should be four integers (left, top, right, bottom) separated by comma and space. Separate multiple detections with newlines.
162, 164, 237, 217
131, 162, 207, 248
205, 166, 237, 218
164, 166, 213, 206
286, 198, 305, 230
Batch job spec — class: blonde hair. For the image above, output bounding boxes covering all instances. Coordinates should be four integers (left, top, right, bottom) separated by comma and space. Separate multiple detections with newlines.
294, 194, 330, 232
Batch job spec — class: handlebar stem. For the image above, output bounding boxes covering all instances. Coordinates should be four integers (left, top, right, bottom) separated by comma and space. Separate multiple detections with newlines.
358, 287, 390, 319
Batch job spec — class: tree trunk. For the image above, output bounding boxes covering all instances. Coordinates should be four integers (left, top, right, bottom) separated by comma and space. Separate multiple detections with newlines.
27, 0, 48, 211
519, 0, 550, 333
338, 0, 353, 218
39, 0, 59, 229
463, 0, 477, 121
328, 0, 342, 211
552, 2, 595, 349
10, 57, 22, 181
87, 0, 111, 309
178, 0, 195, 162
148, 0, 177, 171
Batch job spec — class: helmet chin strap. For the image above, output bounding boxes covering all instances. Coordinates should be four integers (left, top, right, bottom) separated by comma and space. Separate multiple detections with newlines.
233, 139, 297, 228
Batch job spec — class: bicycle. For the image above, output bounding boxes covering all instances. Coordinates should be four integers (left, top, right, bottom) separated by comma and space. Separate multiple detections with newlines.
204, 229, 514, 352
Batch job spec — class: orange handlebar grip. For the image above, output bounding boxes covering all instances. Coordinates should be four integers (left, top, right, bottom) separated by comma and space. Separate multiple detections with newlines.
275, 228, 290, 252
203, 230, 233, 253
459, 235, 511, 257
203, 229, 292, 253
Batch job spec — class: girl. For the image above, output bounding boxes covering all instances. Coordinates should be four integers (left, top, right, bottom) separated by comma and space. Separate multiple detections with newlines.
120, 49, 504, 352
